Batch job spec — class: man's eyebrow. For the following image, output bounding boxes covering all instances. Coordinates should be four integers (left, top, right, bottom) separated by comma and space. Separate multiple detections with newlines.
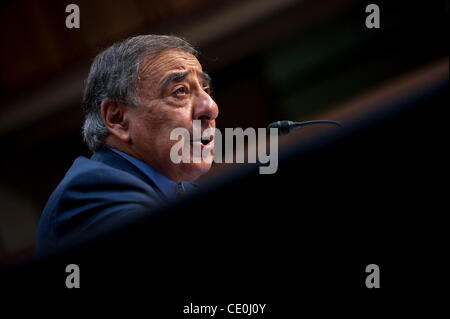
160, 70, 212, 92
160, 71, 190, 91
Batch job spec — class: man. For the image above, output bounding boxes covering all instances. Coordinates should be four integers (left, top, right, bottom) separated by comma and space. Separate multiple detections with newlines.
35, 35, 219, 257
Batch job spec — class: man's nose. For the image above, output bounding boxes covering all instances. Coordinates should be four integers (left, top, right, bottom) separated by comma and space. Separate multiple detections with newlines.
192, 89, 218, 121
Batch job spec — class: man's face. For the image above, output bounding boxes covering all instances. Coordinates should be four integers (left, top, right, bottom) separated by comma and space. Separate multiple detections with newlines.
126, 49, 218, 182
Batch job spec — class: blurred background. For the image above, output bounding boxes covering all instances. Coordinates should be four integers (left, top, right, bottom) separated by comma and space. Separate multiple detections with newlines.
0, 0, 448, 265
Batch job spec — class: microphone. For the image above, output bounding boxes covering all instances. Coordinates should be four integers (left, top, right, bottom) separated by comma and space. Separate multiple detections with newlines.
267, 120, 343, 136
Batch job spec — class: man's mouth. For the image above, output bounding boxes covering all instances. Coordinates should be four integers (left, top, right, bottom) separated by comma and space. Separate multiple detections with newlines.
192, 135, 214, 147
201, 136, 212, 146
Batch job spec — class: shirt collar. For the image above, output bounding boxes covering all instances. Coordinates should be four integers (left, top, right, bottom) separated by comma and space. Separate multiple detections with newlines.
109, 147, 179, 199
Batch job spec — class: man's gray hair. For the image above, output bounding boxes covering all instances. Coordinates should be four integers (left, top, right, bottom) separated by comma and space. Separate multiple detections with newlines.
82, 34, 197, 152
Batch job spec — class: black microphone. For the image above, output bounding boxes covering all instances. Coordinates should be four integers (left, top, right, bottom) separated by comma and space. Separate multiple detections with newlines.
267, 120, 343, 136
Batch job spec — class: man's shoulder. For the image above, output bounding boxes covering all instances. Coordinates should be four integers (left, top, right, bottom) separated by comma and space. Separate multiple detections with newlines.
64, 155, 147, 188
35, 154, 165, 258
48, 154, 163, 208
59, 147, 157, 189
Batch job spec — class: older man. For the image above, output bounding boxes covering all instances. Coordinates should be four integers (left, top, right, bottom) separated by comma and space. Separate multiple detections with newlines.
36, 35, 218, 257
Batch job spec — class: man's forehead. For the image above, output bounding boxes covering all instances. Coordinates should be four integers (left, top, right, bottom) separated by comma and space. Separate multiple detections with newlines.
140, 49, 202, 78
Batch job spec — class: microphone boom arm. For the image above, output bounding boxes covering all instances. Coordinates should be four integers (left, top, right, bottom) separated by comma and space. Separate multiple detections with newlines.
267, 120, 343, 136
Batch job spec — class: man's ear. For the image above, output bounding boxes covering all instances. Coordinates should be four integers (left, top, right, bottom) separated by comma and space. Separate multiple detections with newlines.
100, 99, 131, 142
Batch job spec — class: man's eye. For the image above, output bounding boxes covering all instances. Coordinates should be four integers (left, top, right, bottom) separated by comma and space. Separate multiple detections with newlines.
174, 87, 187, 95
203, 87, 211, 95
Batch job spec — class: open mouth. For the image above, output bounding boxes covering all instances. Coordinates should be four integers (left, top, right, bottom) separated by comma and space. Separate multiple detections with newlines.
201, 138, 210, 146
196, 135, 214, 146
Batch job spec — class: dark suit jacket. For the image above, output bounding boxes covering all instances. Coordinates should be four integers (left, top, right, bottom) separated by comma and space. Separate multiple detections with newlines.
35, 148, 192, 258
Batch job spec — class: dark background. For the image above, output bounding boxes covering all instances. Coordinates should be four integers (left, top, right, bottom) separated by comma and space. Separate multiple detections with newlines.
0, 0, 448, 301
